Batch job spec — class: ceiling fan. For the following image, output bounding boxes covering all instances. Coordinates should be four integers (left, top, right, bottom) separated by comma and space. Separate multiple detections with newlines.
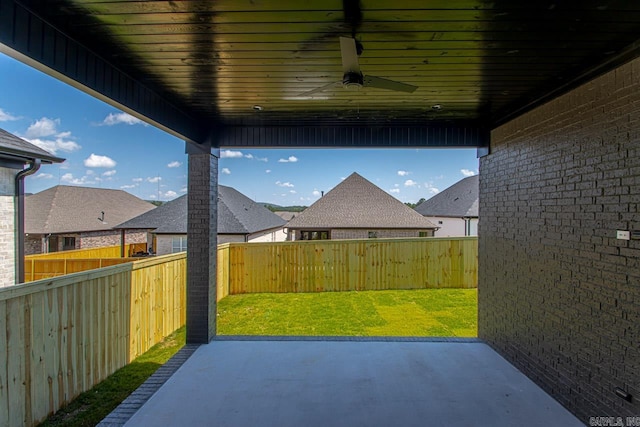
296, 36, 418, 98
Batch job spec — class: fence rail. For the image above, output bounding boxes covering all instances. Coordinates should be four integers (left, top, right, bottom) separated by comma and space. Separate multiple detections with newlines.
24, 258, 139, 282
0, 253, 186, 427
217, 237, 477, 295
24, 243, 146, 261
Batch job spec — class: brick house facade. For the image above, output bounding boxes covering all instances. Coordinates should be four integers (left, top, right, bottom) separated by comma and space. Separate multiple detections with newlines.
479, 57, 640, 420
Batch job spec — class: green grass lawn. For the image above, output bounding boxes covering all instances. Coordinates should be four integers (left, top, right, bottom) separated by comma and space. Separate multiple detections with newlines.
41, 289, 474, 425
217, 289, 477, 337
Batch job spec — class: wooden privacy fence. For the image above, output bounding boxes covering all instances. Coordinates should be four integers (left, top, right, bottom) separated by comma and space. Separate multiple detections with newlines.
24, 258, 138, 282
0, 253, 186, 427
24, 243, 146, 261
217, 237, 478, 296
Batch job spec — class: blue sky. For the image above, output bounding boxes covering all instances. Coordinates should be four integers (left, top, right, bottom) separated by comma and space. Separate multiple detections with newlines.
0, 52, 479, 205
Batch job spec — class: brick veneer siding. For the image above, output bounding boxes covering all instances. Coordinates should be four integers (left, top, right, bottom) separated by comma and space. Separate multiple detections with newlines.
479, 58, 640, 422
24, 230, 148, 255
186, 151, 218, 343
293, 229, 434, 240
0, 167, 17, 286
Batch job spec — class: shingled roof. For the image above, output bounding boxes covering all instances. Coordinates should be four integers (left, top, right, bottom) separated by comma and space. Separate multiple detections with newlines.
286, 173, 437, 230
25, 185, 156, 234
0, 127, 64, 164
415, 175, 479, 218
115, 185, 286, 235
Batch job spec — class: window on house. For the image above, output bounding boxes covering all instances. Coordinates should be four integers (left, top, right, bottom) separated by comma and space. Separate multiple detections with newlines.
300, 230, 329, 240
63, 237, 75, 251
172, 236, 187, 253
368, 231, 378, 238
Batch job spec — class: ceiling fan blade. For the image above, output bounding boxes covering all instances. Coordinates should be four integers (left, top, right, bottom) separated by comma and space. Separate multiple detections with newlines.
339, 36, 360, 74
295, 81, 341, 98
363, 75, 418, 93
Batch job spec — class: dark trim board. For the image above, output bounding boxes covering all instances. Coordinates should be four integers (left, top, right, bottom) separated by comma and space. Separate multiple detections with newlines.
214, 124, 489, 148
0, 0, 209, 144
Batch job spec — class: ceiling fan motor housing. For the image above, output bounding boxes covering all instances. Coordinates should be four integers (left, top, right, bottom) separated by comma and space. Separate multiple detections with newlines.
343, 71, 364, 90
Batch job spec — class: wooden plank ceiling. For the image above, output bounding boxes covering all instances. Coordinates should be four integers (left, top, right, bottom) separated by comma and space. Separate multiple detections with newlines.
17, 0, 640, 127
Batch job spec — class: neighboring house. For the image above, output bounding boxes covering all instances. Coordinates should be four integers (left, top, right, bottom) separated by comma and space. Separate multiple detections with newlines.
25, 185, 156, 255
115, 185, 287, 255
0, 127, 64, 286
414, 175, 479, 237
274, 211, 298, 222
286, 172, 437, 240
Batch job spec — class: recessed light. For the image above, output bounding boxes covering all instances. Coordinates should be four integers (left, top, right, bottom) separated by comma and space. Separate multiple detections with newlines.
432, 104, 442, 110
252, 105, 263, 111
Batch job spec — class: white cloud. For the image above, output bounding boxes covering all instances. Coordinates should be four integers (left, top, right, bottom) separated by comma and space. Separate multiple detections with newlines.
389, 188, 400, 194
312, 190, 321, 197
397, 170, 410, 176
257, 156, 268, 162
461, 169, 476, 177
84, 153, 116, 168
60, 173, 95, 185
121, 184, 137, 189
278, 156, 298, 163
33, 173, 53, 180
146, 176, 162, 183
180, 187, 187, 193
86, 170, 95, 175
276, 181, 294, 188
101, 112, 145, 126
244, 153, 254, 159
25, 117, 59, 138
26, 137, 81, 156
265, 169, 271, 174
0, 108, 19, 121
221, 168, 231, 175
424, 182, 440, 195
148, 194, 157, 200
167, 161, 182, 168
22, 117, 81, 154
103, 170, 117, 177
289, 190, 297, 194
132, 178, 143, 183
404, 179, 417, 187
163, 190, 178, 199
221, 150, 243, 158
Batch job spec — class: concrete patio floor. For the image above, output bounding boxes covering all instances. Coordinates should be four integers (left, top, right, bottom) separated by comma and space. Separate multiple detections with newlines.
122, 339, 583, 427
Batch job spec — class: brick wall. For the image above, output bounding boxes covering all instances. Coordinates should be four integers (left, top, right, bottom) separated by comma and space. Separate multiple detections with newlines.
79, 230, 147, 249
479, 57, 640, 422
294, 228, 434, 240
0, 167, 17, 286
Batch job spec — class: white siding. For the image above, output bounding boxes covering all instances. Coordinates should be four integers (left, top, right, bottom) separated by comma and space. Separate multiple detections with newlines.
247, 227, 287, 243
428, 216, 478, 237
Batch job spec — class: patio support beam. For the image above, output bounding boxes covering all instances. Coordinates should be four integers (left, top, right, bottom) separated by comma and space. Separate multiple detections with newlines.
186, 141, 219, 343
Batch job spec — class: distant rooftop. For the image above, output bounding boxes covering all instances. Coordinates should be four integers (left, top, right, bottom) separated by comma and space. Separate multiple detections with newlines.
25, 185, 156, 234
287, 173, 437, 230
0, 127, 64, 165
415, 175, 479, 218
116, 185, 286, 235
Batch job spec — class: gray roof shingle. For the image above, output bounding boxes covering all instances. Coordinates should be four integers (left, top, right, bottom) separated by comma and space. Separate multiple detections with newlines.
25, 185, 157, 234
0, 127, 65, 164
286, 172, 437, 230
414, 175, 479, 218
115, 185, 286, 235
